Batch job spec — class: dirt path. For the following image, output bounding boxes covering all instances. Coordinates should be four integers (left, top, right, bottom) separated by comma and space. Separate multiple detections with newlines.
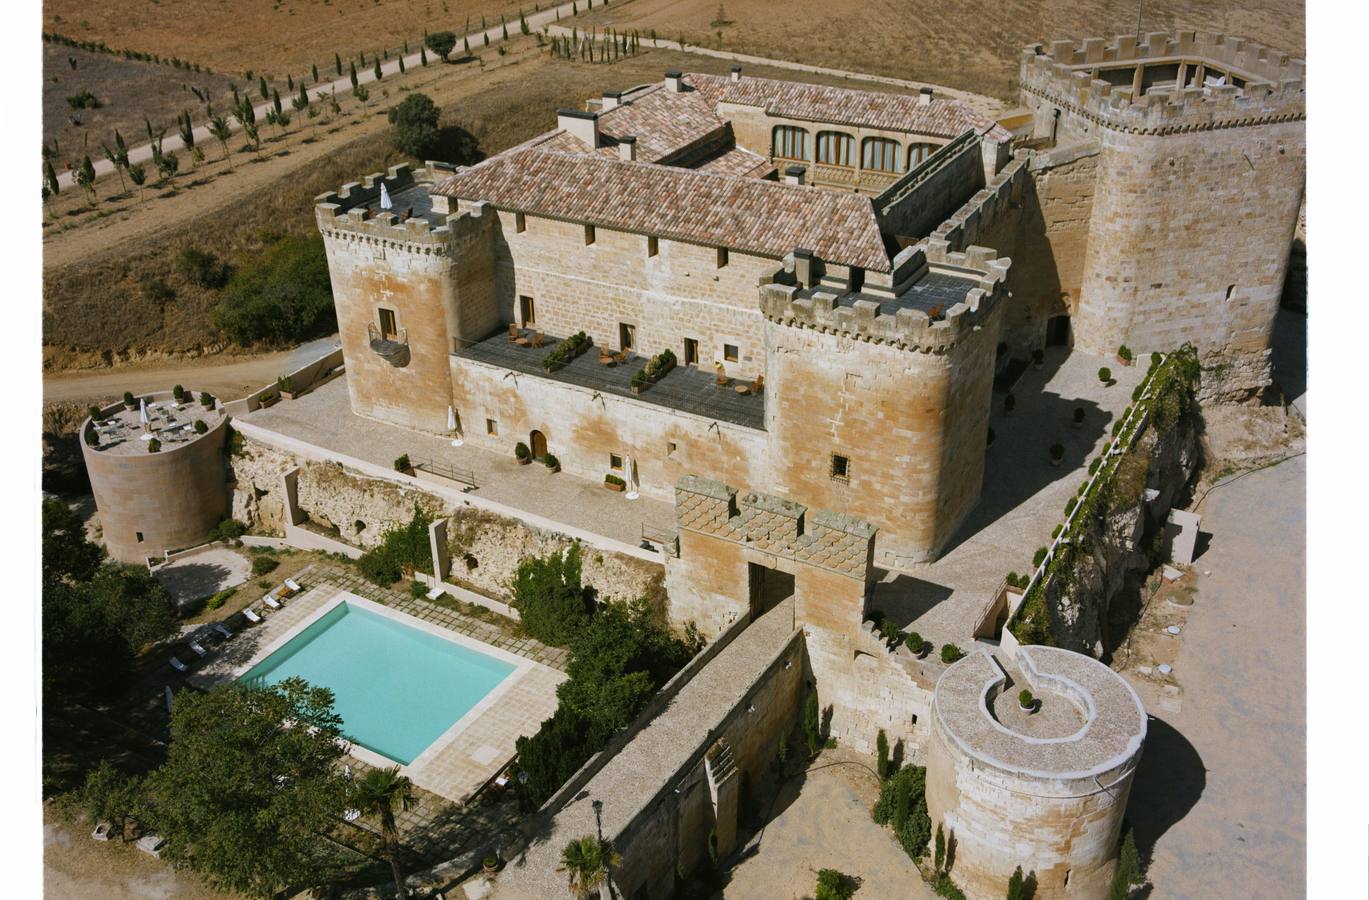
42, 337, 337, 406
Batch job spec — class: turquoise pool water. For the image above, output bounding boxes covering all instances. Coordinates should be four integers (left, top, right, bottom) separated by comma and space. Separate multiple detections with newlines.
241, 601, 515, 764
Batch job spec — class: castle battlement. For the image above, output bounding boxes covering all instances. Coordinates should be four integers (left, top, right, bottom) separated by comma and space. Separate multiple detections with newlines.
760, 241, 1010, 353
1021, 31, 1305, 134
931, 155, 1028, 253
315, 163, 487, 249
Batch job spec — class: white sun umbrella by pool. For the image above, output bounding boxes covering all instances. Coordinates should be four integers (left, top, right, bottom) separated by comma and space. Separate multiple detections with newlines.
448, 406, 463, 447
379, 182, 393, 211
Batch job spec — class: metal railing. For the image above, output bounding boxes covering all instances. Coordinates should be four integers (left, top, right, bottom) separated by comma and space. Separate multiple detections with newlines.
412, 456, 478, 490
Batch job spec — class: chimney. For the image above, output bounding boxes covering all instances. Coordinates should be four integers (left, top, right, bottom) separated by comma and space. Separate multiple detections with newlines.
665, 70, 684, 93
601, 90, 622, 111
618, 135, 637, 162
557, 108, 600, 148
919, 86, 933, 106
793, 248, 815, 288
730, 65, 742, 82
783, 165, 805, 186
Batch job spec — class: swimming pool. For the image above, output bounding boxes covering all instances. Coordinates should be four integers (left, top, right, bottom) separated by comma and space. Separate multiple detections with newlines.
241, 601, 516, 764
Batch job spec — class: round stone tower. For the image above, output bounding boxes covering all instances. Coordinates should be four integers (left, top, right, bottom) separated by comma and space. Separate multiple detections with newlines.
925, 645, 1147, 899
80, 391, 229, 564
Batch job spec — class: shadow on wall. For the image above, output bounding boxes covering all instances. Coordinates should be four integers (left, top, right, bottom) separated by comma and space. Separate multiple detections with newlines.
938, 349, 1111, 558
1126, 715, 1206, 864
869, 570, 954, 631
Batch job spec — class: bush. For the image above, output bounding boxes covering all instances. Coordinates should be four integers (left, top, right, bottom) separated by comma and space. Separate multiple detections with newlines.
940, 644, 963, 664
1151, 351, 1163, 367
1089, 458, 1102, 476
177, 247, 231, 289
84, 428, 99, 447
251, 555, 279, 576
544, 453, 560, 469
213, 235, 334, 346
205, 587, 235, 610
1065, 497, 1076, 516
172, 385, 186, 401
904, 631, 924, 653
510, 544, 593, 646
815, 869, 859, 900
357, 548, 402, 585
1098, 366, 1112, 384
123, 391, 136, 408
514, 442, 530, 460
424, 30, 457, 60
1117, 344, 1133, 362
199, 392, 215, 408
410, 580, 427, 598
1018, 689, 1034, 708
604, 473, 626, 488
1051, 524, 1062, 539
141, 277, 175, 306
872, 765, 931, 861
147, 439, 162, 453
1109, 829, 1141, 900
356, 507, 434, 586
207, 519, 247, 542
1032, 547, 1047, 568
388, 92, 441, 159
87, 404, 102, 420
394, 454, 411, 472
876, 729, 890, 779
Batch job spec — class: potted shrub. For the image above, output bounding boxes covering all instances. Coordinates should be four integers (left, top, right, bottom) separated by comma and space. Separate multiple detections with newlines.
604, 473, 626, 492
515, 442, 531, 465
940, 644, 964, 664
1049, 443, 1065, 467
1116, 344, 1133, 367
630, 370, 648, 394
123, 391, 137, 410
1097, 366, 1112, 386
84, 427, 99, 448
193, 419, 208, 435
904, 631, 927, 658
172, 384, 186, 402
258, 390, 279, 408
87, 404, 102, 421
199, 391, 215, 408
277, 375, 297, 400
394, 454, 412, 473
148, 438, 162, 453
544, 453, 560, 473
483, 854, 499, 874
1072, 406, 1085, 429
1003, 393, 1016, 415
1031, 348, 1044, 370
1018, 689, 1037, 714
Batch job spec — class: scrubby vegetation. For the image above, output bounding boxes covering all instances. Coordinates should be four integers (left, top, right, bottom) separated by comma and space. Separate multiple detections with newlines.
872, 764, 932, 862
356, 507, 434, 585
388, 92, 440, 159
212, 234, 334, 345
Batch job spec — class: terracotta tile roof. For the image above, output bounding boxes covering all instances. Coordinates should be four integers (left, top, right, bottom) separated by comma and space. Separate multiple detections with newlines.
692, 144, 774, 179
433, 149, 890, 272
687, 72, 1011, 141
596, 85, 726, 162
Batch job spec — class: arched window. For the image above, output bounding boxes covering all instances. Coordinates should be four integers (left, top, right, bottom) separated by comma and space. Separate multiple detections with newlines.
816, 131, 856, 167
907, 142, 938, 168
861, 137, 903, 173
771, 125, 810, 161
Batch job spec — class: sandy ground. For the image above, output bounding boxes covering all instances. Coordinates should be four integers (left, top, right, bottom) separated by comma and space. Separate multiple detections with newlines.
1121, 455, 1305, 897
721, 747, 934, 900
43, 805, 240, 900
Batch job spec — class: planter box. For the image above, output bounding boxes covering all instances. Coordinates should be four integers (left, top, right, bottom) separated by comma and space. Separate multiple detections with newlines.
258, 394, 280, 408
516, 457, 531, 466
604, 480, 625, 492
1116, 354, 1134, 367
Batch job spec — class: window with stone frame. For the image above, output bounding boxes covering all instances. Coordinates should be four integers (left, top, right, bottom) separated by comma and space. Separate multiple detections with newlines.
723, 343, 739, 363
830, 453, 850, 482
486, 418, 498, 436
772, 125, 810, 161
816, 131, 856, 167
861, 137, 904, 174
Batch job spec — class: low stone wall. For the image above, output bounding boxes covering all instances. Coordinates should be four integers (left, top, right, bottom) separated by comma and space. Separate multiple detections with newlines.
222, 348, 344, 416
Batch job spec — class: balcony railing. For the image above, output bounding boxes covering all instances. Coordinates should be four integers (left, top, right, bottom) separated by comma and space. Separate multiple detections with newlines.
367, 322, 410, 368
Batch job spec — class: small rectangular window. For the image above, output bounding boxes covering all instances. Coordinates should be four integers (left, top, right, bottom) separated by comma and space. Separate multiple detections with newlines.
683, 338, 699, 366
619, 323, 636, 352
830, 454, 850, 482
486, 418, 498, 436
609, 453, 623, 470
716, 247, 729, 268
519, 295, 536, 325
723, 343, 739, 363
584, 224, 596, 245
647, 235, 659, 257
135, 531, 144, 543
667, 441, 678, 456
515, 212, 526, 233
378, 308, 398, 340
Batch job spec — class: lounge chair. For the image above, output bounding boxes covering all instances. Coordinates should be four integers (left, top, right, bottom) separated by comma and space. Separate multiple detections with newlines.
284, 577, 302, 594
614, 349, 630, 364
264, 594, 282, 610
243, 608, 263, 624
169, 657, 189, 673
213, 623, 234, 640
188, 641, 208, 658
344, 808, 361, 822
530, 332, 544, 348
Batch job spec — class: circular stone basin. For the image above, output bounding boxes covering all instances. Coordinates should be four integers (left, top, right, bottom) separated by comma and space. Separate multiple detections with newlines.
988, 688, 1087, 740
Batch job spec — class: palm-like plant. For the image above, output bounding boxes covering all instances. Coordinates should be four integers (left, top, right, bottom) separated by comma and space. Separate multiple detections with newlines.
351, 766, 415, 896
207, 113, 233, 168
559, 835, 620, 899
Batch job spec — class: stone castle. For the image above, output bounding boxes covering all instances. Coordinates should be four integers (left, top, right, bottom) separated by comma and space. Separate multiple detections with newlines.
305, 29, 1302, 899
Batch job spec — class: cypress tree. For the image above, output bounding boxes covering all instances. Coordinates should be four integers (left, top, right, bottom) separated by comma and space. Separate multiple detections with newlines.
287, 73, 294, 90
501, 16, 508, 40
259, 75, 268, 98
335, 52, 342, 75
421, 46, 429, 65
349, 60, 358, 88
312, 63, 319, 83
374, 58, 382, 80
272, 88, 282, 115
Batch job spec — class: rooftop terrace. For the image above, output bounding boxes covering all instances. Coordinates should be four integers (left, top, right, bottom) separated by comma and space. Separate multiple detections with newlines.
456, 330, 766, 430
85, 394, 225, 456
796, 269, 978, 320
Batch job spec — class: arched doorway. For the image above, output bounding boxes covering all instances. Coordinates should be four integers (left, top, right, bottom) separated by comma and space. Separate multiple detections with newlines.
529, 430, 548, 460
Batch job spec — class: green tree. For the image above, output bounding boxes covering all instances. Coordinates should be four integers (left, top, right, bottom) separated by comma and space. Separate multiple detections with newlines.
312, 62, 319, 83
44, 159, 61, 200
373, 57, 382, 81
128, 162, 146, 201
349, 60, 358, 88
272, 88, 282, 116
1109, 828, 1140, 899
873, 765, 932, 863
213, 234, 334, 344
142, 679, 351, 897
176, 110, 196, 166
803, 689, 820, 755
1007, 865, 1025, 900
259, 74, 268, 99
510, 544, 594, 646
43, 497, 103, 584
208, 113, 233, 167
559, 835, 620, 899
334, 51, 342, 75
76, 760, 145, 842
351, 767, 415, 896
387, 92, 441, 159
934, 823, 945, 873
425, 30, 456, 61
876, 729, 890, 779
420, 45, 428, 65
100, 136, 128, 193
74, 154, 97, 202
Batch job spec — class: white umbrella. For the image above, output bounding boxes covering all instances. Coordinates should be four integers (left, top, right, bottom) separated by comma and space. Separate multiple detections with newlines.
448, 406, 463, 447
139, 398, 150, 432
164, 685, 174, 712
379, 183, 393, 210
625, 454, 639, 500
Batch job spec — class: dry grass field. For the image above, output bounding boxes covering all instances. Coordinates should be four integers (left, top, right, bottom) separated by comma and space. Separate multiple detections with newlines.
43, 0, 542, 77
43, 39, 912, 370
43, 43, 236, 155
576, 0, 1305, 100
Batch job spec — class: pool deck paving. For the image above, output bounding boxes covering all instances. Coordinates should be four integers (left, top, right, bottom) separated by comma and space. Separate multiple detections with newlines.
188, 562, 566, 804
